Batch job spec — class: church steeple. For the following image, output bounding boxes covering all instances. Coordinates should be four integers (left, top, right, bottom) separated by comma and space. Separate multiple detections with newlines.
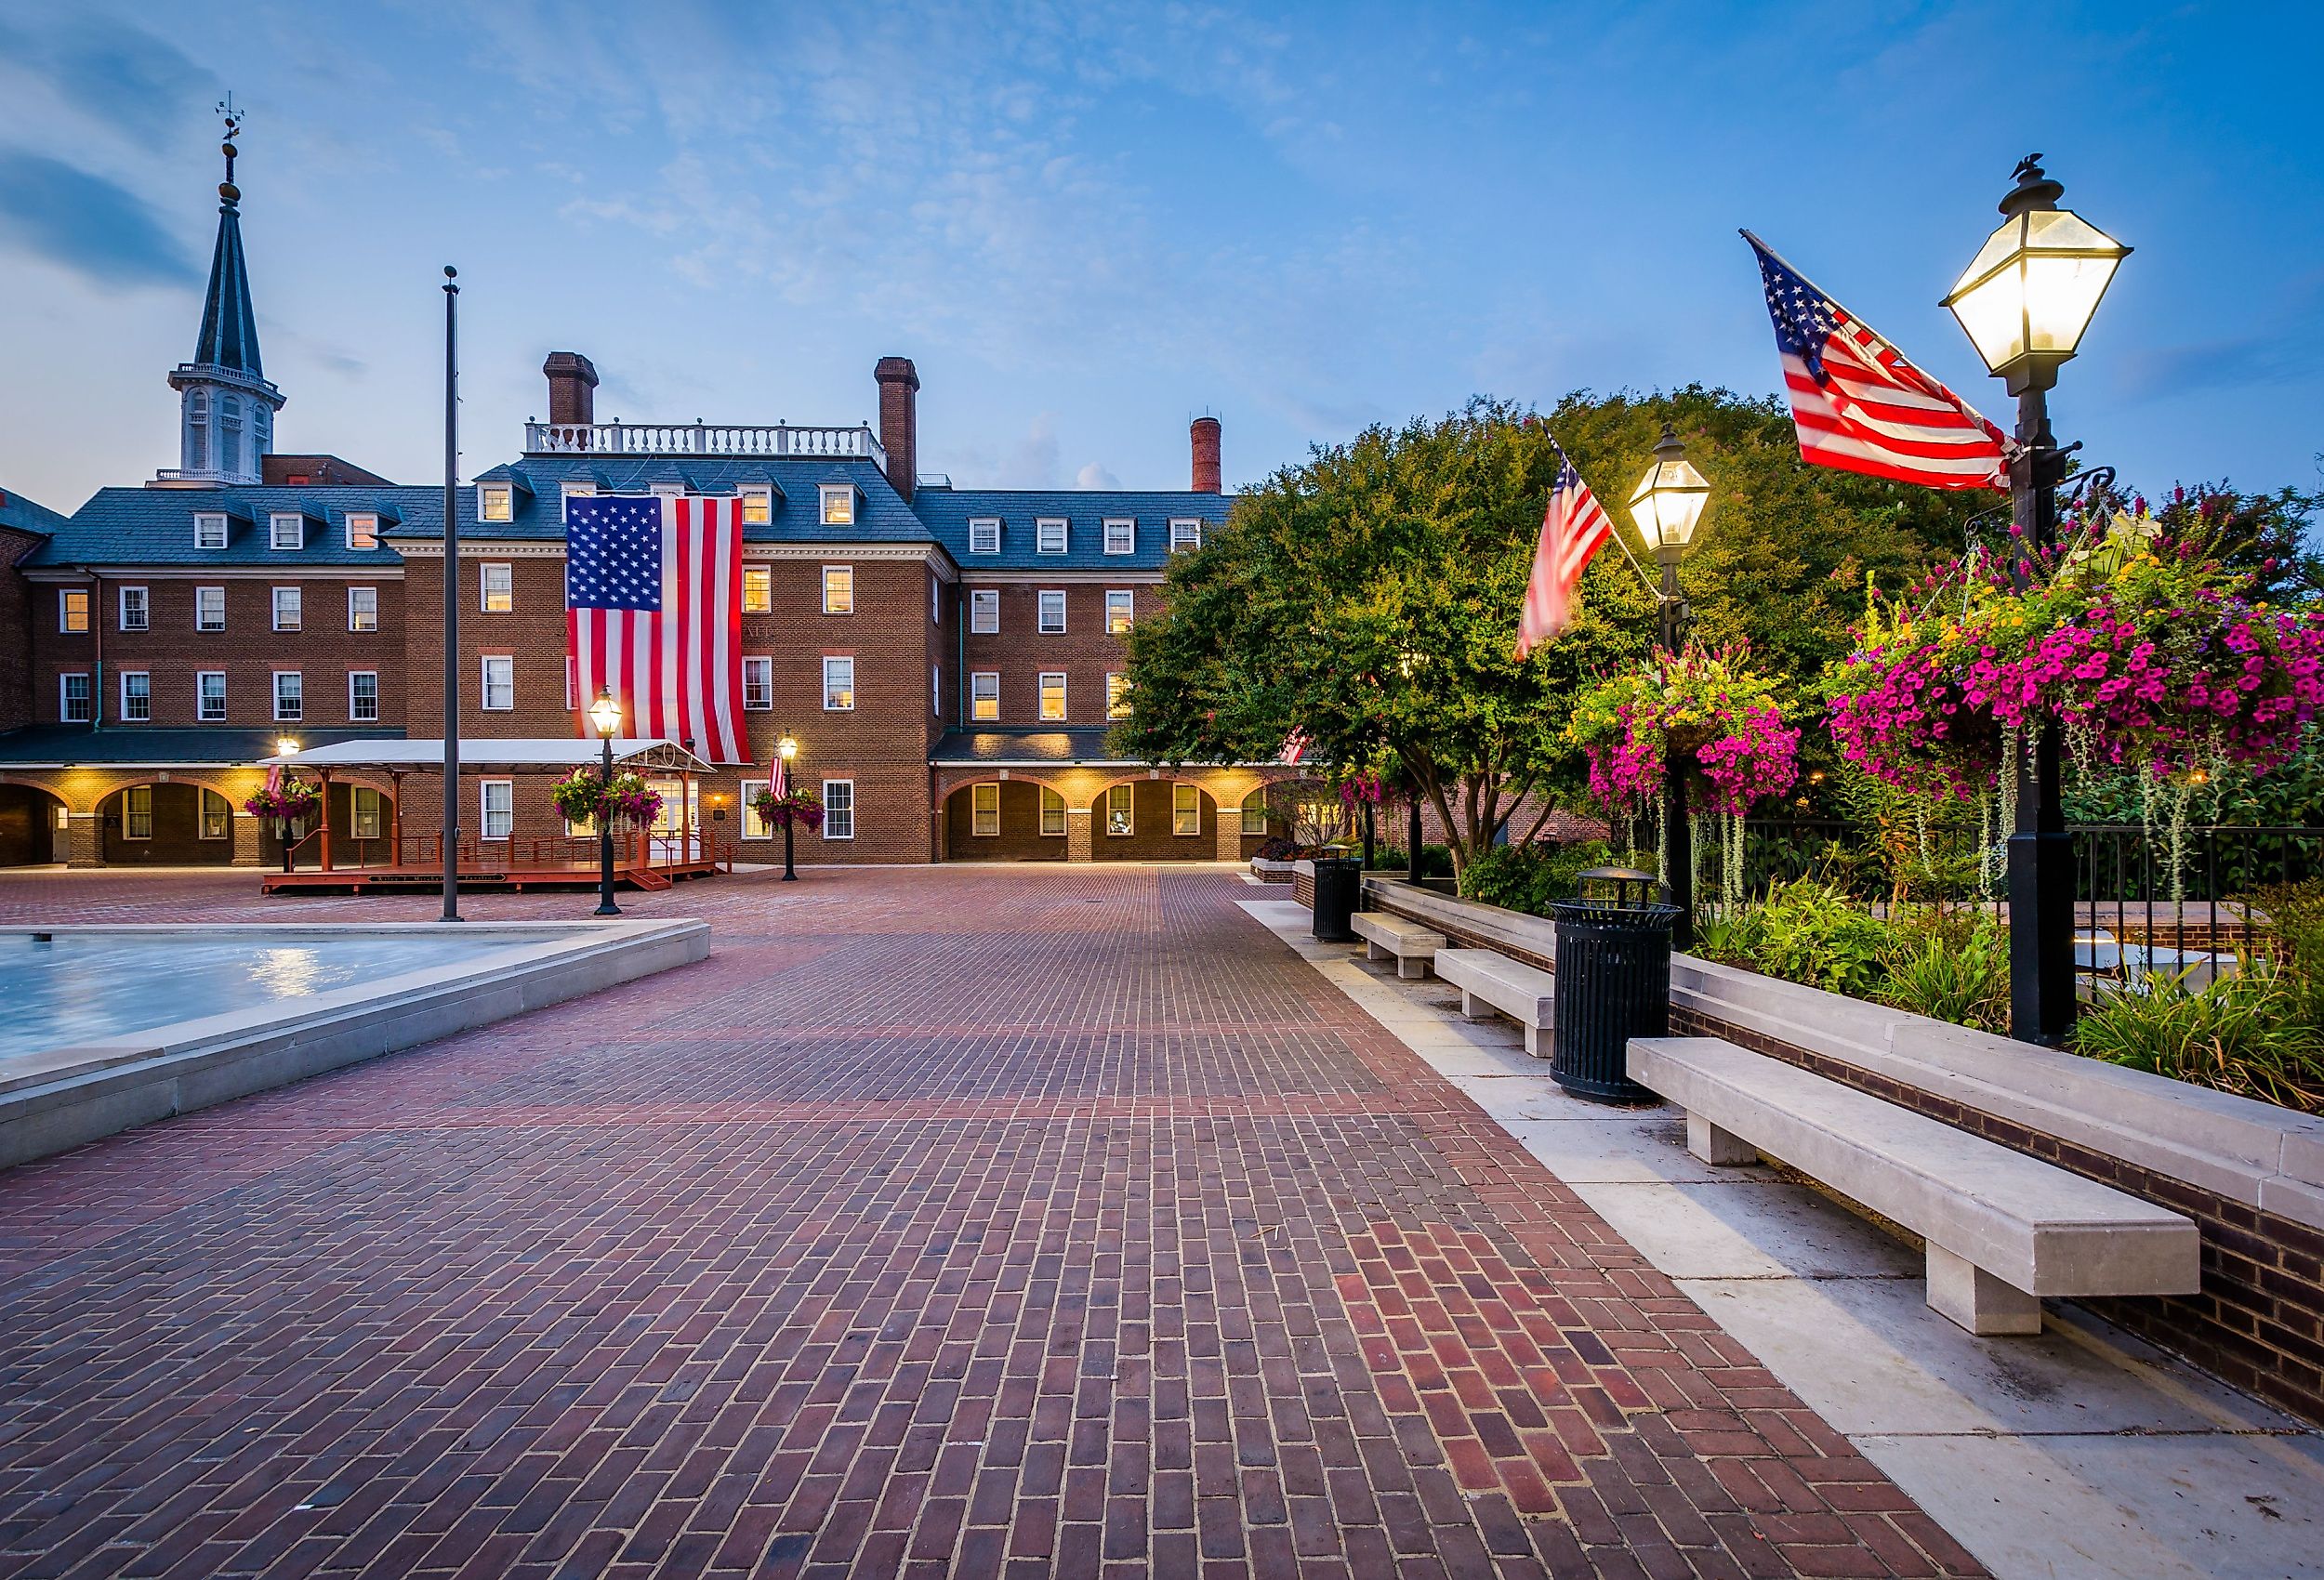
165, 98, 284, 485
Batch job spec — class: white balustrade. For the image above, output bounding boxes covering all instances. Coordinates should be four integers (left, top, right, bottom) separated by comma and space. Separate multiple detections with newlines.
523, 422, 886, 465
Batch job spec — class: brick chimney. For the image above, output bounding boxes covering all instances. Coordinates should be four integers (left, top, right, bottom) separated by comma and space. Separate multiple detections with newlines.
875, 356, 919, 502
543, 351, 599, 427
1190, 415, 1222, 493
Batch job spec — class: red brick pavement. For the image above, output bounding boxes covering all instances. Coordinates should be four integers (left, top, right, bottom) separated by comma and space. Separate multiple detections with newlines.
0, 867, 1984, 1579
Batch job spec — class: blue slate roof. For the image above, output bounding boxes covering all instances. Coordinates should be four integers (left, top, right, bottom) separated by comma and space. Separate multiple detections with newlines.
0, 484, 63, 538
461, 456, 932, 545
931, 728, 1130, 764
911, 488, 1231, 571
193, 200, 263, 377
27, 486, 447, 568
0, 725, 403, 766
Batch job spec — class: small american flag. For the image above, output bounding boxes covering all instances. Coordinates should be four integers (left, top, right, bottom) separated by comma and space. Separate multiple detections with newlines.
1280, 729, 1310, 766
1746, 232, 2007, 492
565, 494, 747, 763
1514, 441, 1612, 658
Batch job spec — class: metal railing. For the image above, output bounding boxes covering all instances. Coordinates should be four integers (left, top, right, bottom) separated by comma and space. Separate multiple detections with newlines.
281, 828, 732, 876
522, 421, 886, 463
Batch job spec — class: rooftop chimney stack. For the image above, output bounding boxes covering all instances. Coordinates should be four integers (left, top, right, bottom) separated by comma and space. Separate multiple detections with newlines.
875, 356, 920, 503
1190, 415, 1222, 494
543, 352, 599, 427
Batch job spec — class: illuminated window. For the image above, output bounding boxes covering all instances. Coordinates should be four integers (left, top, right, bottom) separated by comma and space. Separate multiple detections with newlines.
351, 787, 384, 840
971, 672, 998, 721
823, 565, 854, 614
1106, 783, 1133, 837
820, 485, 854, 526
1039, 785, 1065, 837
1241, 788, 1268, 836
479, 483, 513, 522
741, 488, 772, 525
1105, 589, 1133, 634
201, 789, 231, 840
1173, 783, 1201, 836
1038, 671, 1066, 721
125, 786, 153, 840
58, 589, 88, 634
971, 783, 999, 837
1106, 673, 1130, 719
481, 562, 514, 613
346, 512, 379, 550
743, 565, 772, 613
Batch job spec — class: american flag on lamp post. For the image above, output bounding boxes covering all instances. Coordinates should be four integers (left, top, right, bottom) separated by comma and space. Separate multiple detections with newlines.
565, 494, 748, 763
1514, 440, 1613, 658
1745, 231, 2009, 491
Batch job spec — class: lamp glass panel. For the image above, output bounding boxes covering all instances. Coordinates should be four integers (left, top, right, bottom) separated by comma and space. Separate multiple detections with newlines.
1946, 209, 2125, 372
1626, 458, 1710, 551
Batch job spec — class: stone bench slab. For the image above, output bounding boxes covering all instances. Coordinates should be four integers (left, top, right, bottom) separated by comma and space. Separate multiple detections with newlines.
1351, 913, 1448, 979
1436, 947, 1555, 1058
1627, 1036, 2200, 1335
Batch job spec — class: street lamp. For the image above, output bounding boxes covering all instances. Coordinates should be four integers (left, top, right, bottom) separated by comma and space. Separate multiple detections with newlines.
777, 732, 799, 882
1944, 155, 2129, 1046
275, 735, 301, 758
1628, 421, 1712, 947
588, 687, 622, 917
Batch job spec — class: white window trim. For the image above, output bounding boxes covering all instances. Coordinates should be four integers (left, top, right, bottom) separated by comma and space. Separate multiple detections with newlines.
1105, 783, 1134, 837
822, 564, 854, 615
195, 586, 226, 632
1038, 670, 1067, 722
199, 788, 232, 842
350, 786, 385, 841
1037, 590, 1066, 635
822, 779, 855, 840
271, 586, 302, 632
1242, 791, 1269, 836
348, 586, 378, 632
1036, 517, 1068, 555
58, 588, 88, 635
742, 655, 773, 711
1106, 672, 1130, 719
1105, 589, 1134, 635
931, 576, 941, 625
969, 588, 999, 634
123, 785, 153, 842
196, 671, 227, 722
1103, 518, 1135, 555
480, 654, 516, 712
480, 562, 514, 613
742, 563, 773, 614
193, 512, 229, 551
272, 669, 304, 723
1039, 785, 1066, 838
971, 671, 999, 722
119, 669, 151, 722
971, 782, 1001, 838
349, 670, 381, 722
1169, 518, 1203, 552
480, 779, 514, 842
477, 483, 514, 523
968, 517, 1001, 555
345, 513, 380, 551
59, 672, 92, 723
117, 586, 149, 631
932, 664, 942, 718
819, 484, 856, 527
1173, 783, 1202, 836
823, 655, 855, 711
741, 486, 773, 525
270, 512, 305, 551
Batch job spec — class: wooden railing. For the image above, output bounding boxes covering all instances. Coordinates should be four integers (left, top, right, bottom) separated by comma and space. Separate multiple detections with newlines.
283, 827, 732, 876
522, 421, 885, 463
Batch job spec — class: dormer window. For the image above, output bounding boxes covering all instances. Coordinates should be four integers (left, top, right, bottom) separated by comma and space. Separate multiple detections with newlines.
560, 480, 597, 502
820, 484, 855, 527
969, 518, 1001, 555
478, 483, 513, 523
1037, 518, 1068, 555
741, 487, 773, 525
1169, 519, 1204, 553
1103, 519, 1134, 555
193, 513, 229, 550
650, 482, 684, 500
270, 512, 304, 551
345, 513, 379, 551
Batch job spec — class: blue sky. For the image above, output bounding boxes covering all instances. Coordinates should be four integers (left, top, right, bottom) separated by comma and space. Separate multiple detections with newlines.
1, 0, 2317, 513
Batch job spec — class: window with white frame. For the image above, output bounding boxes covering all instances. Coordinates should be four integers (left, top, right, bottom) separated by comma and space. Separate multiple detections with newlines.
743, 656, 772, 711
1105, 589, 1134, 634
1107, 673, 1130, 719
59, 673, 92, 723
823, 565, 854, 614
741, 487, 773, 526
932, 665, 942, 717
1103, 519, 1134, 556
1105, 783, 1134, 837
971, 672, 999, 722
560, 480, 597, 505
120, 670, 151, 722
118, 586, 148, 631
931, 576, 941, 625
971, 782, 1000, 837
742, 564, 772, 613
348, 586, 378, 632
1038, 671, 1066, 721
273, 671, 303, 722
970, 588, 998, 633
1037, 590, 1066, 634
187, 389, 209, 469
481, 655, 515, 711
742, 792, 772, 840
650, 482, 685, 502
58, 589, 88, 634
819, 485, 854, 526
197, 671, 226, 721
1173, 783, 1201, 836
349, 670, 380, 722
1241, 788, 1268, 836
822, 779, 854, 839
219, 397, 243, 476
823, 655, 854, 710
124, 785, 153, 840
351, 787, 384, 840
480, 780, 513, 839
1039, 785, 1066, 837
480, 562, 513, 613
478, 483, 513, 523
195, 586, 226, 631
1169, 519, 1203, 553
271, 586, 301, 631
271, 512, 304, 550
201, 789, 231, 840
346, 512, 379, 551
968, 518, 1000, 554
564, 657, 575, 712
1037, 518, 1067, 555
193, 512, 229, 550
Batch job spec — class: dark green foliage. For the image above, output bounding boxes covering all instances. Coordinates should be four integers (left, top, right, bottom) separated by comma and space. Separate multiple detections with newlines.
1456, 841, 1618, 915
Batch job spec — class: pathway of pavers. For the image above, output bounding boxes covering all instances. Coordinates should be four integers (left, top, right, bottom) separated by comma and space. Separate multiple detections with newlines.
0, 866, 1983, 1578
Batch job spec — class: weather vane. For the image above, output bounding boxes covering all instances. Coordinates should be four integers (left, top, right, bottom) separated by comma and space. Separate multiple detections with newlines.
217, 93, 243, 203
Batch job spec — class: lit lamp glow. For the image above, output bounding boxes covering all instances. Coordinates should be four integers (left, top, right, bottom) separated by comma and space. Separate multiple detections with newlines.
1626, 423, 1711, 562
588, 689, 622, 740
588, 688, 621, 916
275, 736, 300, 757
778, 734, 799, 762
1942, 160, 2129, 394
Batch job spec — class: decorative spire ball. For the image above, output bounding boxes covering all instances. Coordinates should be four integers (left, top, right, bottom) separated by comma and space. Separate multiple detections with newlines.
217, 95, 242, 206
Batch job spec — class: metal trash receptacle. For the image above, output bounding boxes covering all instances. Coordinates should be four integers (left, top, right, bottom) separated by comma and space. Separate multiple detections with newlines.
1548, 868, 1681, 1103
1311, 857, 1362, 942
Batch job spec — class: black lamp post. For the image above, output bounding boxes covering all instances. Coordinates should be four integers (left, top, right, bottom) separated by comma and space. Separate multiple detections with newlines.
1942, 155, 2130, 1046
588, 688, 622, 916
777, 732, 799, 881
1626, 421, 1712, 947
273, 735, 300, 875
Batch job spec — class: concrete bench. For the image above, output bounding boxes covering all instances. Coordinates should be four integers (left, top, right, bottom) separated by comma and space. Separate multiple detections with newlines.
1351, 912, 1447, 980
1435, 948, 1555, 1057
1628, 1036, 2201, 1336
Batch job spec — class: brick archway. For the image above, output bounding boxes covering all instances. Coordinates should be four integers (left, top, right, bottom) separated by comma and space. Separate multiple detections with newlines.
0, 783, 66, 866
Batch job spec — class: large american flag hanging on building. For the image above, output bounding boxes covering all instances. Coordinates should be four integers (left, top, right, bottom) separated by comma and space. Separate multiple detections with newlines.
565, 494, 748, 763
1746, 232, 2008, 491
1514, 441, 1612, 658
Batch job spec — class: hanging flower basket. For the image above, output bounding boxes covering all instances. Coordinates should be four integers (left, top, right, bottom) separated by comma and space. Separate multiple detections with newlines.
1568, 643, 1801, 818
750, 786, 825, 832
550, 769, 665, 831
244, 777, 321, 824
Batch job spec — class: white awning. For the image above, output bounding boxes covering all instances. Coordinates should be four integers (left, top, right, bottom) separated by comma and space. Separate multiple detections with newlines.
259, 738, 719, 774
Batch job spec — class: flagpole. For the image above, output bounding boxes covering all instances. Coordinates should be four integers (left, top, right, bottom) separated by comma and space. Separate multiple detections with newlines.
440, 265, 462, 923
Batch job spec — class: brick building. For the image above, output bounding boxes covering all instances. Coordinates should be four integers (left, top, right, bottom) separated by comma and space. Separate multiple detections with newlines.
0, 144, 1282, 871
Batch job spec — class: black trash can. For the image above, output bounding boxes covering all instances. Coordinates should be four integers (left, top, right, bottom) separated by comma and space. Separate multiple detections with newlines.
1311, 856, 1362, 942
1549, 869, 1681, 1103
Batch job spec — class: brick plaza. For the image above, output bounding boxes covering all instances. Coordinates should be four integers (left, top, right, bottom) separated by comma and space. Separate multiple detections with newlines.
0, 867, 1979, 1579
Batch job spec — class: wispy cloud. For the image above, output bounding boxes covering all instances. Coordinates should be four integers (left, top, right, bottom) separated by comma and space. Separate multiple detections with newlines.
0, 152, 196, 288
0, 13, 217, 151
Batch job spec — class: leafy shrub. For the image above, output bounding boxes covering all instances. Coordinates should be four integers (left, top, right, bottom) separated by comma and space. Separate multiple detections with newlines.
1459, 841, 1617, 916
1744, 878, 1891, 1000
2073, 963, 2324, 1113
1367, 843, 1453, 876
1880, 911, 2010, 1033
1253, 837, 1297, 862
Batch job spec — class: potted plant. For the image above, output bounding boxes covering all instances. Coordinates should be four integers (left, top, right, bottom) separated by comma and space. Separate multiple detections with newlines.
244, 775, 322, 874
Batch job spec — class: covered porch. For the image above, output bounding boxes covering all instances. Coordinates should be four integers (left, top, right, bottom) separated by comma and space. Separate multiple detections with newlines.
254, 738, 732, 894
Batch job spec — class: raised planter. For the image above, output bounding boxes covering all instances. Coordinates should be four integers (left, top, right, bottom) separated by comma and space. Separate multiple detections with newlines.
1250, 858, 1296, 885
